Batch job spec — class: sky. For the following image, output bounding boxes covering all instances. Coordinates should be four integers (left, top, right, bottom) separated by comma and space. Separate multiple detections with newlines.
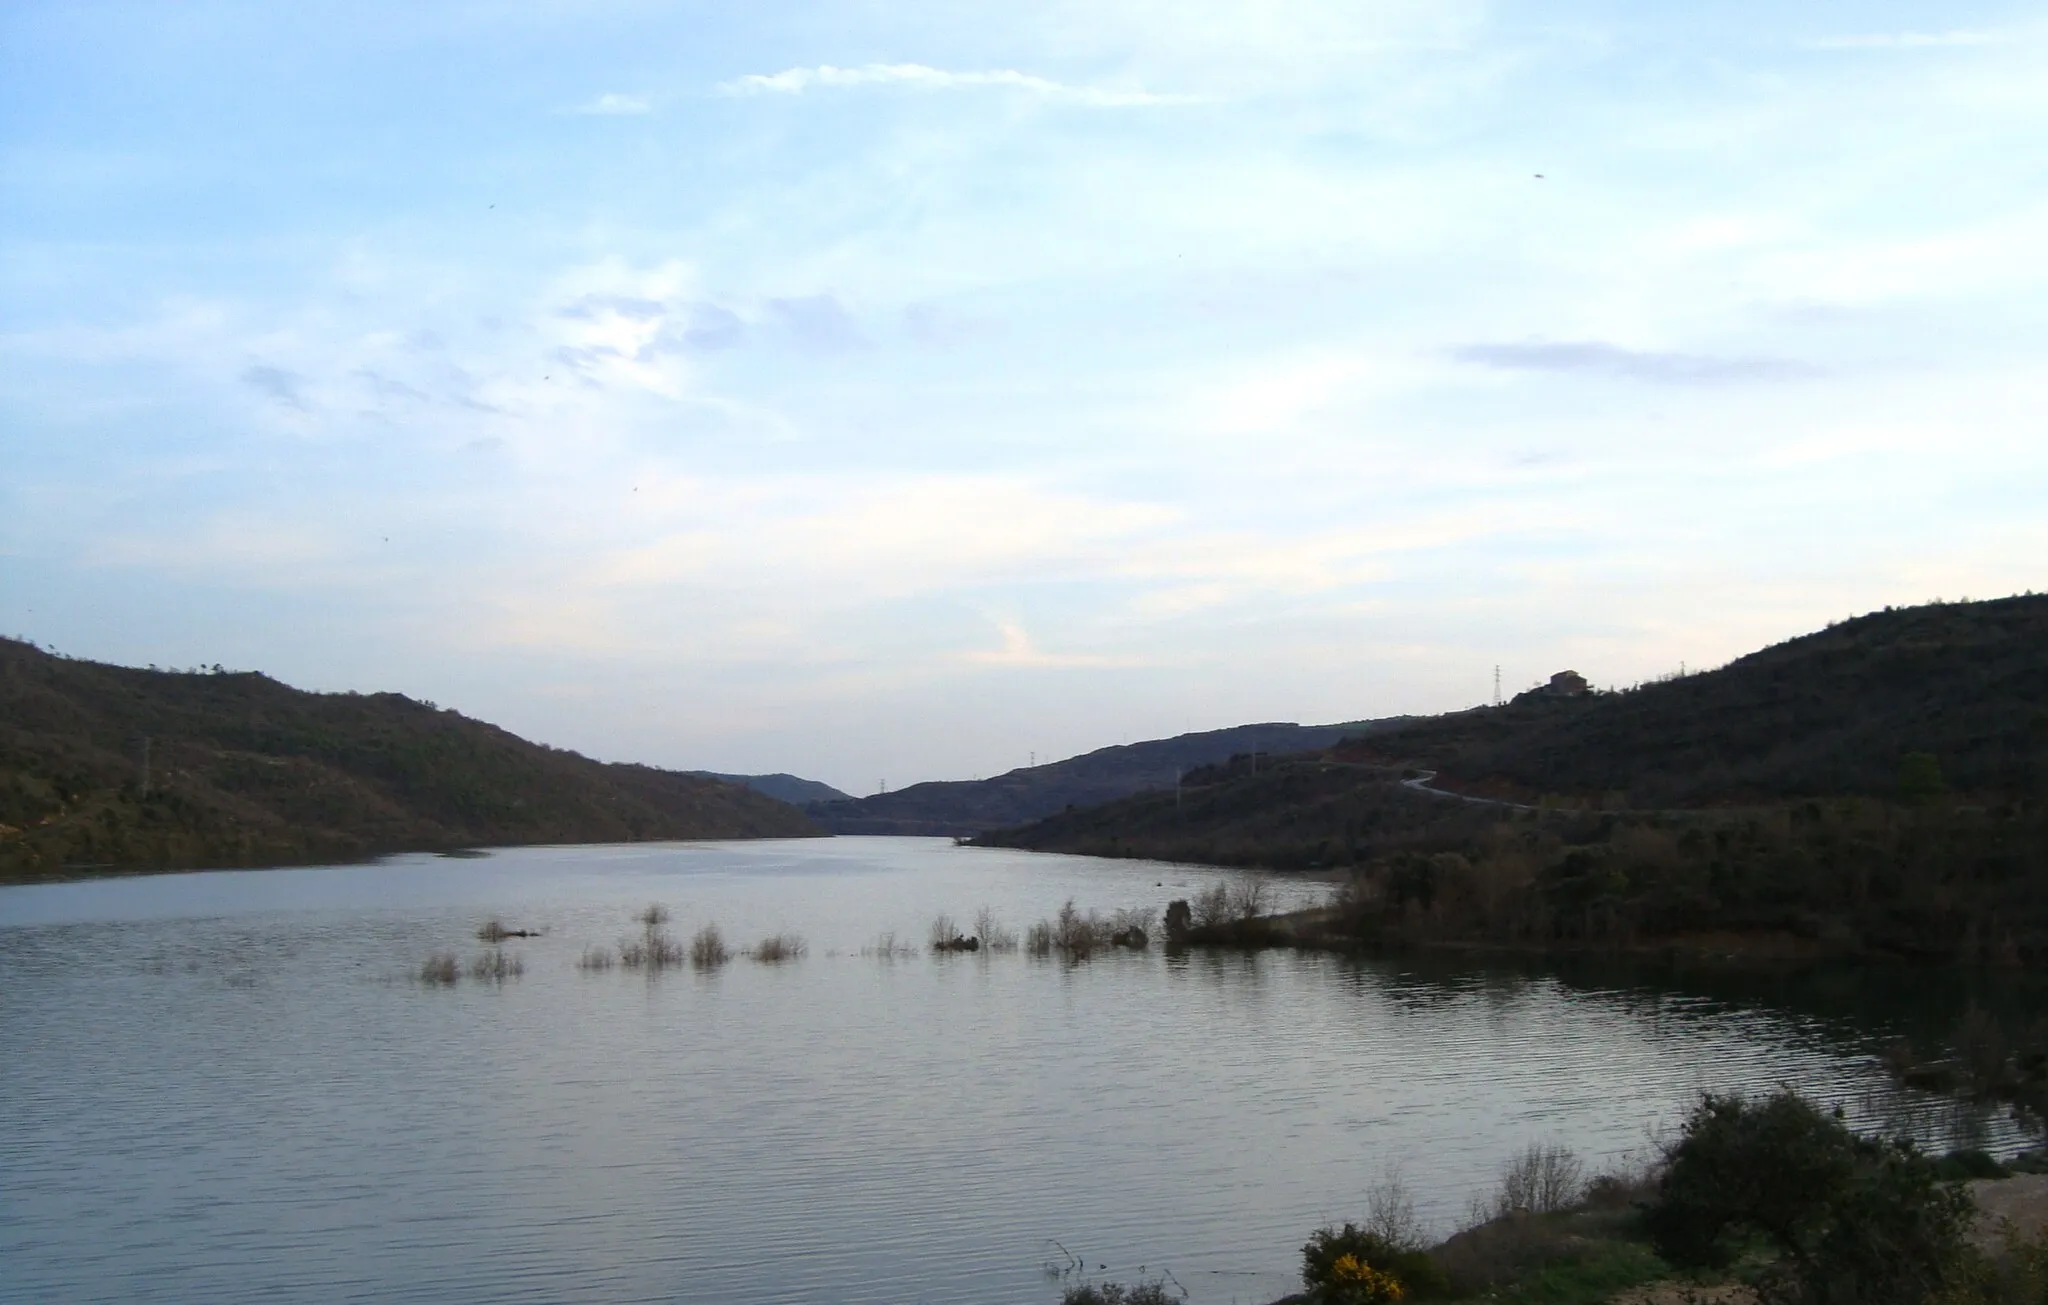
4, 1, 2047, 795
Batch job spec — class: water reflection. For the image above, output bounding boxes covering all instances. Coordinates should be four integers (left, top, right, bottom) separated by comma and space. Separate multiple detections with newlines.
1, 837, 2040, 1305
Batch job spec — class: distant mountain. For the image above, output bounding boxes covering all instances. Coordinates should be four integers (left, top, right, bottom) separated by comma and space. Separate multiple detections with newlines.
807, 719, 1410, 836
691, 772, 851, 806
0, 639, 820, 881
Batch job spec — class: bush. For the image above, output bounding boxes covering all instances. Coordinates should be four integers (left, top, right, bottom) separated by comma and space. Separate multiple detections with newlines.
1646, 1089, 1973, 1305
1491, 1142, 1584, 1217
1303, 1223, 1448, 1301
751, 932, 806, 962
688, 923, 730, 969
1059, 1280, 1177, 1305
418, 952, 459, 985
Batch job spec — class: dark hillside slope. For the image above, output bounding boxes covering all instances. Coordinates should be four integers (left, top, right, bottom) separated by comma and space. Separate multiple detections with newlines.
809, 718, 1407, 836
0, 639, 819, 880
1348, 596, 2048, 805
979, 598, 2048, 962
691, 772, 851, 805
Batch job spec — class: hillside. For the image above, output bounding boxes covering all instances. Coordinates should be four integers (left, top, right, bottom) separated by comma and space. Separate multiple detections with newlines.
1350, 594, 2048, 806
977, 598, 2048, 962
807, 718, 1408, 836
0, 639, 820, 881
691, 772, 851, 805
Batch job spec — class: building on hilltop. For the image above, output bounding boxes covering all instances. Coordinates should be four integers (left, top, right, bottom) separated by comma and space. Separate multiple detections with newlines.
1513, 669, 1591, 702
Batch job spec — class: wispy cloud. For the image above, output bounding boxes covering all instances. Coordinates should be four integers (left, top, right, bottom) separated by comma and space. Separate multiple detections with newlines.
959, 620, 1151, 669
1451, 342, 1818, 386
717, 63, 1195, 106
240, 364, 309, 409
569, 92, 653, 115
1809, 31, 2000, 50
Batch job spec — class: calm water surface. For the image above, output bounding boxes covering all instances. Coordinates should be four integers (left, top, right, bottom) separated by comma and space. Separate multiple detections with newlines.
2, 836, 2037, 1304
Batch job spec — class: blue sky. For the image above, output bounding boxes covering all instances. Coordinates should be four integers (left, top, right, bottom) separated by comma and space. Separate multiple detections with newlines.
5, 1, 2046, 794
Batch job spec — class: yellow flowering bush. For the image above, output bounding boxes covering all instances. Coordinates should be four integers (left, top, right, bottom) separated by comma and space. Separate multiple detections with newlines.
1326, 1252, 1405, 1302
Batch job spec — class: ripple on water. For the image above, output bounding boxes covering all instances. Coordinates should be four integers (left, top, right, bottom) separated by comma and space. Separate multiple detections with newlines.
1, 837, 2038, 1305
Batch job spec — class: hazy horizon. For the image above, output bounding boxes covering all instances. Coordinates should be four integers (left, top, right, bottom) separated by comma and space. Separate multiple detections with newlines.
7, 2, 2047, 795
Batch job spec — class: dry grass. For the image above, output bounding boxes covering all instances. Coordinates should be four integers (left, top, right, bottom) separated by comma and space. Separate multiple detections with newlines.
750, 932, 807, 963
468, 949, 524, 981
689, 922, 730, 969
418, 952, 460, 985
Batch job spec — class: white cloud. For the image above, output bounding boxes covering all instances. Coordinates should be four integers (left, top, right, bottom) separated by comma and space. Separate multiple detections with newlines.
716, 63, 1196, 106
958, 620, 1152, 669
1809, 31, 2000, 50
569, 92, 653, 115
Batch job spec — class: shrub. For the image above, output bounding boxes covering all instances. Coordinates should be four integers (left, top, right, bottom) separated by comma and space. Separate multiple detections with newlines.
576, 946, 616, 971
974, 905, 1019, 951
636, 903, 670, 928
418, 952, 459, 985
1059, 1279, 1178, 1305
468, 949, 523, 981
1303, 1223, 1447, 1301
929, 913, 960, 949
1646, 1089, 1973, 1305
689, 923, 730, 969
1492, 1142, 1584, 1217
1192, 883, 1233, 929
477, 917, 512, 943
751, 932, 806, 962
1025, 919, 1054, 956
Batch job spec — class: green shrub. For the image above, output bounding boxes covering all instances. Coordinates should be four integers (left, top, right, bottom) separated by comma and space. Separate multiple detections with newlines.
1303, 1223, 1449, 1301
1647, 1089, 1973, 1305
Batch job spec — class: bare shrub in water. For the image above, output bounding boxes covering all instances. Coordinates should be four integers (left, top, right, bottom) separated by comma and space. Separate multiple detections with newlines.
468, 949, 524, 981
975, 905, 1019, 952
1192, 883, 1234, 930
751, 932, 807, 963
862, 930, 918, 959
636, 903, 670, 929
1111, 906, 1158, 938
621, 931, 684, 970
418, 952, 460, 985
577, 946, 617, 972
688, 923, 730, 969
928, 913, 961, 949
1053, 898, 1110, 957
1227, 876, 1271, 921
1024, 919, 1054, 956
477, 917, 512, 943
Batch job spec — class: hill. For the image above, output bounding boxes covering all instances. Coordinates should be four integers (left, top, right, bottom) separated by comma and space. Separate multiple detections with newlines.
806, 718, 1409, 836
976, 598, 2048, 962
691, 772, 851, 805
1347, 594, 2048, 806
0, 639, 820, 881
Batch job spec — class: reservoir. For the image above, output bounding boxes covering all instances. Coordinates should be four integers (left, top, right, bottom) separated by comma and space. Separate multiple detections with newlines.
2, 836, 2037, 1304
